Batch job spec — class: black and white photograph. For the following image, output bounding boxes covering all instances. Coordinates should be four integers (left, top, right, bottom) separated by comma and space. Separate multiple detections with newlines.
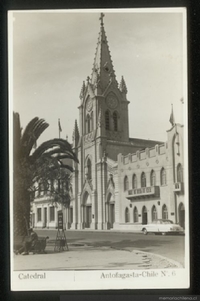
9, 8, 189, 290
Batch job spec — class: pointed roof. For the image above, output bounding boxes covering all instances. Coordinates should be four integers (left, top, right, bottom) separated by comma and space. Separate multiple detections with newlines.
119, 76, 128, 94
79, 81, 86, 100
91, 13, 118, 93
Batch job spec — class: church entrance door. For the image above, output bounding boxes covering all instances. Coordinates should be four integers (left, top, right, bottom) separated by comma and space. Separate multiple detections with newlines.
85, 205, 92, 228
107, 193, 115, 229
82, 191, 92, 229
109, 204, 115, 228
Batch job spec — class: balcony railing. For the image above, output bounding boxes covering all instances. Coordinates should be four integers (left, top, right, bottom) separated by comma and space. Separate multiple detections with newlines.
126, 186, 160, 199
173, 182, 184, 193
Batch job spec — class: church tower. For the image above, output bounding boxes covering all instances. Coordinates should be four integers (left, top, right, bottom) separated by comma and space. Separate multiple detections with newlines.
71, 13, 130, 230
79, 13, 130, 155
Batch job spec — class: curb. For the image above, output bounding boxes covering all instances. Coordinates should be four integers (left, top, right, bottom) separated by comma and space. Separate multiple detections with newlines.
35, 228, 143, 234
133, 249, 184, 269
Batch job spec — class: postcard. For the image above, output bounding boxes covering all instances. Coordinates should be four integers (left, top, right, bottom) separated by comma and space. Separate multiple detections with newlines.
9, 8, 189, 291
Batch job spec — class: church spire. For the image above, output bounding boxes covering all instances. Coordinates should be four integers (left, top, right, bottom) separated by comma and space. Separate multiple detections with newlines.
79, 81, 86, 100
119, 76, 128, 95
91, 13, 118, 93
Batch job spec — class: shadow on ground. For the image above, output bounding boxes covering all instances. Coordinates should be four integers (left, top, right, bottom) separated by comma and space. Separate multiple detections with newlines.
45, 237, 178, 254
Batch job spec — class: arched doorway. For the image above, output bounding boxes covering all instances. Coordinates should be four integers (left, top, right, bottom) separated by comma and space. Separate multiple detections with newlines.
106, 193, 115, 229
152, 205, 157, 222
133, 207, 138, 223
162, 204, 168, 220
83, 192, 92, 228
142, 206, 148, 225
178, 203, 185, 229
125, 207, 130, 223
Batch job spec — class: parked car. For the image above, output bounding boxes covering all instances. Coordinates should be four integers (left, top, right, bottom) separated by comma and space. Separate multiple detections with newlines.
142, 219, 184, 235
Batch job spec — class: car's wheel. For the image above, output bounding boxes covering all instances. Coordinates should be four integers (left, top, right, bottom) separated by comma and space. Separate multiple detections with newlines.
143, 228, 148, 235
161, 232, 166, 236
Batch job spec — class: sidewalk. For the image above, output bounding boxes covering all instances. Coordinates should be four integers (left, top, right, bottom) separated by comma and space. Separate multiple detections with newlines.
13, 241, 183, 271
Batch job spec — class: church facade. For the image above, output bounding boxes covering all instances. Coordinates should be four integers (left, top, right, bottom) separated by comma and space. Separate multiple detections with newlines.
32, 14, 185, 231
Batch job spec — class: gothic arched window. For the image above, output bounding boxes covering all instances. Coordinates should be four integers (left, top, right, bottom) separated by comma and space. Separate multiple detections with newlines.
113, 111, 118, 131
124, 176, 129, 191
177, 163, 183, 182
105, 110, 110, 130
152, 205, 157, 221
161, 168, 167, 185
86, 114, 90, 133
132, 174, 137, 189
150, 170, 156, 186
141, 172, 146, 188
162, 204, 168, 220
87, 158, 92, 180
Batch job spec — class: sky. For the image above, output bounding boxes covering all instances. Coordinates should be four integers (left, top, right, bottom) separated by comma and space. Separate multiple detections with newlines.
10, 9, 187, 146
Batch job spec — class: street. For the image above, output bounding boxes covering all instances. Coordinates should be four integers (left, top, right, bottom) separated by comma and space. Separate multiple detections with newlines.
35, 229, 185, 267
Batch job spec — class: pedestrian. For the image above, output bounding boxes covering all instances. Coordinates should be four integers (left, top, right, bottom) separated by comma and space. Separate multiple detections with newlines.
17, 228, 38, 255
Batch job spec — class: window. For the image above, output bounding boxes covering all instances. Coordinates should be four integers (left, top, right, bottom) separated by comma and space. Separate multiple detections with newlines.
161, 168, 167, 185
50, 206, 55, 221
105, 110, 110, 130
86, 114, 90, 133
125, 207, 130, 223
132, 174, 137, 189
91, 111, 93, 131
87, 158, 92, 180
162, 204, 168, 220
141, 172, 146, 188
150, 170, 156, 186
133, 207, 138, 223
177, 163, 183, 182
124, 176, 129, 191
113, 111, 118, 131
37, 208, 41, 222
152, 205, 157, 221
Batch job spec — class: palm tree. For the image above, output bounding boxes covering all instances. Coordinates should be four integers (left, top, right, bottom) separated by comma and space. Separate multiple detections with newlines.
13, 112, 78, 237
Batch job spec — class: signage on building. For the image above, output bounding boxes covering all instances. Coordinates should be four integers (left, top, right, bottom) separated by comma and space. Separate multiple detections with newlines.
58, 210, 63, 230
127, 186, 160, 199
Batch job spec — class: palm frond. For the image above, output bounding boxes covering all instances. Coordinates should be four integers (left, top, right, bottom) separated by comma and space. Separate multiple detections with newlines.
21, 117, 39, 146
31, 139, 78, 162
25, 120, 49, 157
21, 118, 49, 158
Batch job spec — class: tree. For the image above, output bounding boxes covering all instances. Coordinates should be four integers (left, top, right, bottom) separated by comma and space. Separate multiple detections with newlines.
13, 112, 78, 238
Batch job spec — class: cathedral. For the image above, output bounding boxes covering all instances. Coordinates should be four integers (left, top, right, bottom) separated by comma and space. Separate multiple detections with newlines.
32, 14, 185, 231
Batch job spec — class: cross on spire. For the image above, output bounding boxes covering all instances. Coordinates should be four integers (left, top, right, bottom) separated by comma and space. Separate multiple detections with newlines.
99, 13, 105, 26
